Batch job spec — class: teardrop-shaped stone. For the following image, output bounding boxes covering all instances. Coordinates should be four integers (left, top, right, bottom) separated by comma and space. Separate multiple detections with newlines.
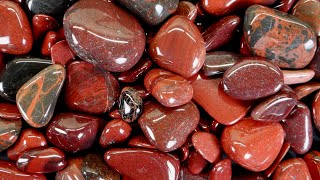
273, 158, 312, 180
0, 160, 46, 179
0, 118, 21, 152
294, 82, 320, 100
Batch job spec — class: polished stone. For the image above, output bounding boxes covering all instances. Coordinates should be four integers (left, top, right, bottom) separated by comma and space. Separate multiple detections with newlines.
32, 14, 59, 40
175, 1, 197, 22
209, 159, 232, 180
179, 166, 209, 180
273, 158, 312, 180
0, 160, 46, 179
127, 135, 156, 149
51, 40, 76, 66
303, 151, 320, 180
41, 31, 61, 56
0, 103, 22, 119
240, 35, 253, 56
274, 0, 298, 12
56, 157, 84, 180
118, 58, 153, 83
118, 87, 143, 122
294, 82, 320, 100
188, 150, 208, 175
0, 118, 21, 152
308, 39, 320, 78
264, 142, 290, 178
192, 132, 221, 163
313, 90, 320, 132
282, 69, 315, 85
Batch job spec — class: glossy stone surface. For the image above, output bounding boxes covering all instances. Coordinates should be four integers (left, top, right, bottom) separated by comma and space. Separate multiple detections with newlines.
240, 35, 253, 56
251, 92, 298, 122
17, 147, 66, 173
303, 151, 320, 180
0, 1, 33, 55
118, 58, 153, 83
0, 160, 46, 180
99, 119, 132, 148
82, 154, 120, 180
32, 14, 59, 40
56, 157, 84, 180
192, 132, 221, 163
179, 166, 209, 180
222, 59, 284, 100
41, 31, 60, 56
0, 58, 52, 102
128, 135, 156, 149
51, 40, 76, 66
65, 61, 119, 114
175, 1, 197, 22
7, 129, 47, 161
202, 15, 240, 51
138, 101, 199, 152
200, 0, 276, 16
188, 150, 208, 174
118, 87, 143, 122
282, 101, 313, 154
105, 148, 180, 180
191, 76, 251, 125
283, 69, 315, 85
144, 69, 193, 107
117, 0, 179, 25
294, 82, 320, 100
64, 0, 145, 72
0, 103, 22, 119
313, 90, 320, 131
308, 39, 320, 78
274, 0, 297, 12
0, 118, 21, 152
244, 5, 317, 69
221, 118, 285, 172
209, 159, 232, 180
273, 158, 312, 180
46, 113, 99, 153
149, 15, 206, 78
292, 0, 320, 36
202, 51, 241, 76
16, 64, 65, 128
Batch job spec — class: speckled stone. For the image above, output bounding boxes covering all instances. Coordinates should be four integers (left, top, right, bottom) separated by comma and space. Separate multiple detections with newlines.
118, 87, 143, 122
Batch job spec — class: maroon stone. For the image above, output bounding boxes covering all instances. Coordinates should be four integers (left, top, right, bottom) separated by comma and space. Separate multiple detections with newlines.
294, 82, 320, 100
41, 31, 60, 56
32, 14, 59, 40
188, 150, 208, 175
0, 103, 22, 119
282, 69, 315, 85
273, 158, 312, 180
104, 148, 180, 180
0, 53, 4, 72
175, 1, 197, 22
308, 39, 320, 78
192, 132, 221, 163
240, 35, 252, 56
0, 118, 21, 152
274, 0, 298, 12
209, 159, 232, 180
222, 59, 284, 100
179, 166, 209, 180
0, 160, 46, 179
51, 40, 76, 66
128, 135, 156, 149
138, 101, 199, 152
313, 90, 320, 131
65, 61, 119, 114
108, 109, 122, 119
17, 147, 66, 173
56, 157, 84, 180
304, 151, 320, 180
177, 144, 189, 162
46, 113, 100, 153
132, 84, 150, 99
118, 58, 153, 83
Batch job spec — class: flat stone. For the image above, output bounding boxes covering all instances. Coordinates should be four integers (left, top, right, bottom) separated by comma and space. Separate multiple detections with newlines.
16, 64, 66, 128
191, 132, 221, 163
187, 150, 208, 175
209, 159, 232, 180
149, 15, 206, 78
0, 118, 21, 152
282, 69, 315, 85
64, 0, 145, 72
56, 157, 85, 180
273, 158, 312, 180
0, 103, 22, 119
294, 82, 320, 100
303, 151, 320, 180
118, 87, 143, 122
244, 5, 317, 69
138, 101, 199, 152
222, 59, 284, 100
221, 118, 285, 172
0, 160, 46, 179
175, 1, 197, 22
32, 14, 59, 40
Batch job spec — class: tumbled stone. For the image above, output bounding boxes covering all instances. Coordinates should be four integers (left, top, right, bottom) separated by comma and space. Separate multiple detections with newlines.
41, 31, 61, 56
179, 166, 209, 180
0, 118, 21, 152
244, 5, 317, 69
16, 64, 66, 128
128, 135, 156, 149
0, 1, 33, 54
192, 132, 221, 163
222, 59, 284, 100
313, 90, 320, 131
274, 0, 298, 12
221, 118, 285, 172
209, 159, 232, 180
240, 35, 253, 56
294, 82, 320, 100
108, 109, 122, 119
64, 0, 145, 72
175, 1, 197, 22
283, 69, 315, 85
105, 148, 180, 180
65, 61, 119, 114
138, 101, 199, 152
7, 129, 47, 161
0, 160, 46, 179
0, 103, 22, 119
118, 58, 153, 83
56, 157, 85, 180
51, 40, 76, 66
308, 39, 320, 78
149, 15, 206, 78
177, 144, 189, 162
144, 69, 193, 107
188, 150, 208, 175
118, 87, 143, 122
304, 151, 320, 180
32, 14, 59, 40
273, 158, 312, 180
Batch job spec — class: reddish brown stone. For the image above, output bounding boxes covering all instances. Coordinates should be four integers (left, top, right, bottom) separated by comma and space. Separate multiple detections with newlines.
0, 160, 46, 179
273, 158, 312, 180
177, 144, 189, 162
149, 15, 206, 78
175, 1, 197, 22
308, 39, 320, 78
51, 40, 76, 66
188, 150, 208, 175
128, 135, 156, 149
313, 90, 320, 131
0, 53, 4, 72
192, 132, 221, 163
303, 151, 320, 180
240, 35, 253, 56
283, 69, 315, 85
32, 14, 59, 40
56, 157, 84, 180
41, 31, 60, 56
118, 58, 153, 83
108, 109, 122, 119
179, 166, 209, 180
0, 103, 22, 119
209, 159, 232, 180
294, 82, 320, 100
274, 0, 298, 12
0, 118, 21, 152
132, 85, 150, 99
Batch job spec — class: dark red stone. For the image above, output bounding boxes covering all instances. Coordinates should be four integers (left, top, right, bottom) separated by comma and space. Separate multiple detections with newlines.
65, 61, 119, 114
308, 39, 320, 78
51, 40, 76, 66
274, 0, 297, 12
128, 135, 156, 149
0, 103, 22, 119
17, 147, 66, 173
313, 90, 320, 132
304, 151, 320, 180
295, 82, 320, 100
64, 0, 145, 72
56, 157, 84, 180
7, 128, 47, 161
175, 1, 197, 22
32, 14, 59, 40
273, 158, 312, 180
118, 58, 153, 83
282, 69, 315, 85
0, 160, 46, 179
41, 31, 60, 56
188, 150, 208, 175
132, 84, 150, 99
240, 35, 253, 56
108, 109, 122, 119
177, 144, 189, 162
192, 132, 221, 163
118, 87, 143, 122
0, 53, 4, 72
222, 59, 284, 100
0, 118, 21, 152
179, 166, 209, 180
209, 159, 232, 180
149, 15, 206, 78
104, 148, 180, 180
0, 1, 33, 55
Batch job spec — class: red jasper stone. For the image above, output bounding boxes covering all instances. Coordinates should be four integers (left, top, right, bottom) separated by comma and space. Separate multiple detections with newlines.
221, 118, 285, 172
46, 113, 100, 153
65, 61, 119, 114
308, 39, 320, 78
240, 35, 253, 56
138, 101, 199, 152
188, 150, 208, 175
202, 15, 241, 52
149, 15, 206, 78
17, 147, 67, 173
209, 159, 232, 180
273, 158, 312, 180
0, 103, 22, 119
282, 69, 315, 85
144, 69, 193, 107
313, 90, 320, 131
118, 57, 153, 83
191, 76, 251, 125
108, 109, 122, 119
56, 157, 84, 180
0, 1, 33, 55
32, 14, 59, 40
104, 148, 180, 180
51, 40, 76, 66
274, 0, 298, 12
0, 160, 46, 179
0, 53, 4, 72
192, 132, 221, 163
99, 119, 132, 148
303, 151, 320, 180
7, 129, 47, 161
222, 59, 284, 100
175, 1, 197, 22
177, 144, 189, 162
41, 31, 60, 56
294, 82, 320, 100
128, 135, 156, 149
179, 166, 209, 180
0, 117, 21, 152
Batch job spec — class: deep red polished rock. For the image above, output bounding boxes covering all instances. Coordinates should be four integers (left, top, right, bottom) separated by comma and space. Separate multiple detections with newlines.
179, 166, 209, 180
32, 14, 59, 40
41, 31, 60, 56
51, 40, 76, 66
209, 159, 232, 180
144, 69, 193, 107
105, 148, 180, 180
138, 101, 199, 152
221, 118, 285, 172
202, 15, 240, 52
65, 61, 119, 114
308, 39, 320, 78
149, 15, 206, 78
0, 160, 46, 180
64, 0, 145, 72
118, 58, 153, 83
108, 109, 122, 119
188, 150, 208, 175
56, 157, 84, 180
294, 82, 320, 100
0, 1, 33, 55
240, 35, 253, 56
313, 90, 320, 131
175, 1, 197, 22
46, 113, 100, 153
17, 147, 66, 173
0, 118, 21, 152
177, 144, 189, 162
304, 151, 320, 180
99, 119, 132, 148
192, 76, 251, 125
128, 135, 156, 149
192, 132, 221, 163
7, 129, 47, 161
0, 103, 22, 119
274, 0, 298, 12
273, 158, 312, 180
222, 59, 284, 100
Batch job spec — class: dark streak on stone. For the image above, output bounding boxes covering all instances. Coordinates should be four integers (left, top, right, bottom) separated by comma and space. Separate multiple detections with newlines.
266, 48, 275, 60
285, 36, 301, 52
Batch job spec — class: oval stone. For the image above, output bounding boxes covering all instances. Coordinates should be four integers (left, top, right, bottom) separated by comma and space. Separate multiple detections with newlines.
64, 0, 145, 72
244, 5, 317, 69
127, 135, 156, 149
0, 160, 46, 179
118, 87, 143, 122
222, 59, 284, 100
32, 14, 59, 40
191, 132, 221, 163
273, 158, 312, 180
303, 151, 320, 180
209, 159, 232, 180
117, 58, 153, 83
0, 118, 21, 152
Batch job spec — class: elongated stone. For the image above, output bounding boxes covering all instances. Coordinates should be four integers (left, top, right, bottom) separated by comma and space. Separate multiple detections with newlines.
0, 160, 46, 179
294, 82, 320, 100
0, 103, 22, 119
192, 132, 221, 163
282, 69, 315, 85
0, 118, 21, 152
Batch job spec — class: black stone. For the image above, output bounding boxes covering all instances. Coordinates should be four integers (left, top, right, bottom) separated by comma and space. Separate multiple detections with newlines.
0, 58, 52, 102
118, 87, 143, 123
